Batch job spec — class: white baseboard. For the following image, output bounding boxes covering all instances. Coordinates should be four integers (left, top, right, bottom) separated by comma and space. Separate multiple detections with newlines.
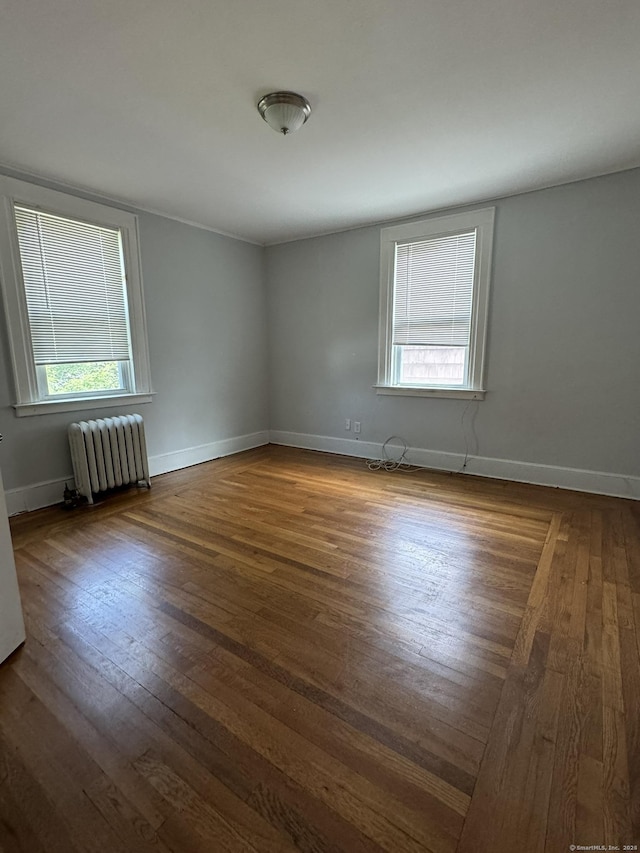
269, 430, 640, 500
8, 428, 638, 515
148, 430, 270, 477
5, 430, 270, 516
5, 475, 73, 516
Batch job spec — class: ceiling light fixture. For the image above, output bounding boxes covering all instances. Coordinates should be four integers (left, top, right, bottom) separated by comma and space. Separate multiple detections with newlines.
257, 91, 311, 136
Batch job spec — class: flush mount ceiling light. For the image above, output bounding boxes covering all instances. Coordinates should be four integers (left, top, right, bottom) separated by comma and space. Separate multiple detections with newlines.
257, 91, 311, 135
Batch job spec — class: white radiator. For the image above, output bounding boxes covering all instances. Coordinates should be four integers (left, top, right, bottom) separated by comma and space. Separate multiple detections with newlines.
68, 414, 150, 505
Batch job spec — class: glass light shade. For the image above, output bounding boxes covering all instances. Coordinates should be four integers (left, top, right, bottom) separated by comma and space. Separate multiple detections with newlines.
257, 92, 311, 135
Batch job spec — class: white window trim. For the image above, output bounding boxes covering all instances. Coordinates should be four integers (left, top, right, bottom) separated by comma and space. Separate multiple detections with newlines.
376, 207, 495, 399
13, 393, 154, 418
0, 177, 153, 415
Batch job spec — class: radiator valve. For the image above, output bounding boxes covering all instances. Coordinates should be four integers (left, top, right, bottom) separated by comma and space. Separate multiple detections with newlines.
62, 483, 82, 510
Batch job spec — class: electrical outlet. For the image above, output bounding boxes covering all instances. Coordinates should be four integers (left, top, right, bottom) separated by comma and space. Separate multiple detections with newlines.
345, 418, 351, 430
354, 421, 361, 434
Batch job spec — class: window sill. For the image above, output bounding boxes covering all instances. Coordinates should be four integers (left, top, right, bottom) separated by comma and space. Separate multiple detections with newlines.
13, 392, 154, 418
374, 385, 485, 400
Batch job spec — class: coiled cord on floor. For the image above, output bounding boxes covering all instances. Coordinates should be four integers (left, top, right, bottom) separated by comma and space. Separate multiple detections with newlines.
366, 436, 420, 472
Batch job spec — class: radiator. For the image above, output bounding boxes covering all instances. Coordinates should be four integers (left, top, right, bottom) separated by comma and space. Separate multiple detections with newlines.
68, 414, 150, 505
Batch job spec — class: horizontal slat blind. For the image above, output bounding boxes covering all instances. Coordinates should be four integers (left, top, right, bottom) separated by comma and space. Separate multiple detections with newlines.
14, 205, 130, 365
393, 230, 477, 347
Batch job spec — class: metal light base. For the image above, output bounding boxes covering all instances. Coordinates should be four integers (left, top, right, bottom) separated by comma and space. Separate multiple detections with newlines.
257, 91, 311, 135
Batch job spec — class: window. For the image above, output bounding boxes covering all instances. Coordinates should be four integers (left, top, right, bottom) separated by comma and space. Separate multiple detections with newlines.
377, 207, 495, 399
0, 178, 152, 416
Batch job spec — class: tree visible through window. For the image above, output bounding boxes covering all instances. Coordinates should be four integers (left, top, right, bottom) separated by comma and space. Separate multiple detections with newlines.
44, 362, 122, 395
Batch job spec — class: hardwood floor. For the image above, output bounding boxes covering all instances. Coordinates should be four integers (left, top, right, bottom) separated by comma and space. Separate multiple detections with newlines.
1, 445, 638, 852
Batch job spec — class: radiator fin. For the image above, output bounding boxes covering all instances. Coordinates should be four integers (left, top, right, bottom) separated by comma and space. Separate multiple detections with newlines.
68, 413, 150, 505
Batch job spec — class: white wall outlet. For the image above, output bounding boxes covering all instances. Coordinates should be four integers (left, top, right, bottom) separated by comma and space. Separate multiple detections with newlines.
354, 421, 361, 434
345, 418, 351, 430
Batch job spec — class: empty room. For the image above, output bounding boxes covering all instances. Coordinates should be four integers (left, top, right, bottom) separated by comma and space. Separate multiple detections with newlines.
0, 1, 638, 851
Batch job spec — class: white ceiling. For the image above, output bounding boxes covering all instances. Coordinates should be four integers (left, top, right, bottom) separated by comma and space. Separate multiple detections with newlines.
1, 0, 639, 245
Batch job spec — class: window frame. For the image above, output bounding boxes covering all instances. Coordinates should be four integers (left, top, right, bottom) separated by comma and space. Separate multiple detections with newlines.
376, 207, 495, 400
0, 177, 153, 417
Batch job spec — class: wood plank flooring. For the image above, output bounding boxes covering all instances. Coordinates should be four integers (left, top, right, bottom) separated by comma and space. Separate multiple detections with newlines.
1, 445, 639, 852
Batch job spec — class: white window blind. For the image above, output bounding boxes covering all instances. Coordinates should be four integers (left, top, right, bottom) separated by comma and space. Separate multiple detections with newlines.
14, 205, 130, 365
393, 230, 477, 347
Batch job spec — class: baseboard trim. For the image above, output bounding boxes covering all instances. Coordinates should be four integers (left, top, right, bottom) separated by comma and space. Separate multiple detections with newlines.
268, 430, 640, 500
5, 476, 73, 516
5, 430, 270, 516
8, 429, 637, 515
148, 430, 270, 477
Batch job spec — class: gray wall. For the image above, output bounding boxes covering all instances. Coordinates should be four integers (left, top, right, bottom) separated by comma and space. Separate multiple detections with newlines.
3, 166, 639, 500
0, 182, 269, 493
266, 169, 640, 478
